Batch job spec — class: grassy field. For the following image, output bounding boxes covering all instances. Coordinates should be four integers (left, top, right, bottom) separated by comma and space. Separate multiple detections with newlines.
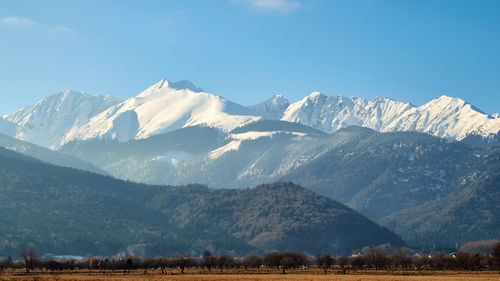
1, 269, 499, 281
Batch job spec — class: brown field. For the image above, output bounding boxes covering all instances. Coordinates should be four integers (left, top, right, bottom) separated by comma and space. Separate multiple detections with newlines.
1, 269, 499, 281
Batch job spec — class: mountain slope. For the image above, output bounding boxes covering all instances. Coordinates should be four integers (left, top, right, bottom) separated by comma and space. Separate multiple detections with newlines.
0, 117, 21, 138
248, 94, 290, 119
60, 126, 223, 184
381, 169, 500, 249
281, 128, 482, 220
4, 90, 122, 148
282, 93, 412, 133
383, 95, 500, 140
0, 133, 106, 175
281, 94, 500, 140
0, 147, 402, 256
62, 80, 261, 144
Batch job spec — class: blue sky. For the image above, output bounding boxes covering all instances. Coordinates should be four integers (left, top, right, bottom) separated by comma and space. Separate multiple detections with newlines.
0, 0, 499, 115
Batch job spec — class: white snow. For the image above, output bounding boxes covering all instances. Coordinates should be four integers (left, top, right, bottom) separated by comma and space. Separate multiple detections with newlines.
4, 90, 122, 148
248, 94, 290, 119
282, 94, 500, 140
2, 80, 499, 148
0, 117, 21, 138
208, 130, 306, 159
62, 80, 261, 144
282, 93, 413, 133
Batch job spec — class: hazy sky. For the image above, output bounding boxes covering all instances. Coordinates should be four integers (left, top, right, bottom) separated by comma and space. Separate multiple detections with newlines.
1, 0, 499, 115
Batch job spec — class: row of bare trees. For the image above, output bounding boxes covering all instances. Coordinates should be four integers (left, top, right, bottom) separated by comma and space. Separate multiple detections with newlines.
1, 243, 500, 275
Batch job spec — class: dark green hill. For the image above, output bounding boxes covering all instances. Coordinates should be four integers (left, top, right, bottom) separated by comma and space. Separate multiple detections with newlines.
0, 147, 402, 257
381, 170, 500, 250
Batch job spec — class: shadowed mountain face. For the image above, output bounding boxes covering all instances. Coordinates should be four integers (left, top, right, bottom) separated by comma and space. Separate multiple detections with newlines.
381, 169, 500, 249
58, 122, 500, 249
0, 147, 402, 257
0, 133, 107, 175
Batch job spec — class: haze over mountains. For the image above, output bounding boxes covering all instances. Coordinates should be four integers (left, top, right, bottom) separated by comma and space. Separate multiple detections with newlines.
0, 79, 499, 254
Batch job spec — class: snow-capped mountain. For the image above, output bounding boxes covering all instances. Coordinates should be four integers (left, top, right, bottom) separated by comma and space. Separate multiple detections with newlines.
280, 93, 500, 140
0, 117, 22, 138
248, 94, 290, 119
281, 93, 413, 133
4, 90, 122, 148
62, 79, 261, 144
382, 95, 500, 140
2, 79, 499, 148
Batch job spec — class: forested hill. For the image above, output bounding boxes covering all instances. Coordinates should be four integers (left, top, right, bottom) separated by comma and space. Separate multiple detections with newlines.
0, 147, 402, 257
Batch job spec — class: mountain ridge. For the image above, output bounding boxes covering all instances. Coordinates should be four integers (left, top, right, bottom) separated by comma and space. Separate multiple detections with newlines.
3, 80, 499, 148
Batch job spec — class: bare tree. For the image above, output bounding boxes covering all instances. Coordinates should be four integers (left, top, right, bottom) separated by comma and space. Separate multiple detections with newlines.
20, 246, 38, 273
493, 242, 500, 270
337, 256, 348, 274
217, 255, 233, 273
244, 254, 263, 268
316, 254, 335, 275
201, 256, 217, 273
174, 256, 195, 274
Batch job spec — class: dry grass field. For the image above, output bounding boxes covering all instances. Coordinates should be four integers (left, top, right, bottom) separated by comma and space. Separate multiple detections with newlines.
1, 269, 499, 281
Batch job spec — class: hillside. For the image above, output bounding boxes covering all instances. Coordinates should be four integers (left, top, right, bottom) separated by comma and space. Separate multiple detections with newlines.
0, 133, 106, 175
381, 168, 500, 249
58, 123, 500, 249
0, 147, 402, 257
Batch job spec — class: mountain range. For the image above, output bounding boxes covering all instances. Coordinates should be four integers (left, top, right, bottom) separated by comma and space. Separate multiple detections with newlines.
2, 79, 499, 149
0, 79, 499, 253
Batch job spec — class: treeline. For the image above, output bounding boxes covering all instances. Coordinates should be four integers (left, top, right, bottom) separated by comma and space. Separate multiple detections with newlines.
1, 244, 500, 275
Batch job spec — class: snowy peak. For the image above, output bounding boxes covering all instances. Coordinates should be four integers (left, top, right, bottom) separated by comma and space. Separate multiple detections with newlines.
2, 81, 498, 148
139, 79, 204, 98
63, 80, 261, 144
281, 92, 499, 140
5, 90, 122, 148
384, 95, 500, 140
248, 94, 290, 119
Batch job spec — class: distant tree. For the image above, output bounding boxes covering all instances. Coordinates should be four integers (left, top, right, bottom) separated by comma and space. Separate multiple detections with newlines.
493, 242, 500, 270
201, 256, 217, 272
174, 256, 195, 274
264, 252, 282, 269
431, 252, 448, 270
279, 252, 306, 274
0, 257, 13, 273
157, 258, 167, 274
125, 256, 134, 274
20, 246, 38, 273
244, 254, 263, 268
350, 255, 365, 269
337, 256, 348, 274
316, 254, 335, 275
217, 255, 233, 272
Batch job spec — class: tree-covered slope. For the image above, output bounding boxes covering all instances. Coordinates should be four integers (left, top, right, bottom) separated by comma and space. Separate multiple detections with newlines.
380, 153, 500, 249
0, 147, 402, 257
282, 128, 482, 220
